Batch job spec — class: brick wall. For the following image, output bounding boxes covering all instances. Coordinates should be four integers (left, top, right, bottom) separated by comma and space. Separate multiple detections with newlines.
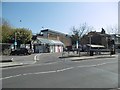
41, 30, 72, 47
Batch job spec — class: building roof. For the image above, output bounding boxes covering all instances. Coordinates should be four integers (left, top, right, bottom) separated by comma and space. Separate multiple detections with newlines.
34, 38, 64, 45
41, 29, 71, 37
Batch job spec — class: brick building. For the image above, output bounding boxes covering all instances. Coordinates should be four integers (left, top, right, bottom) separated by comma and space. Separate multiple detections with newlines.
40, 29, 72, 47
32, 29, 72, 53
80, 31, 111, 49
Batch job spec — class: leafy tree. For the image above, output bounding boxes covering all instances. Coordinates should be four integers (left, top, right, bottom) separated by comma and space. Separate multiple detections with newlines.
2, 25, 14, 43
1, 18, 32, 46
0, 18, 14, 43
13, 28, 32, 45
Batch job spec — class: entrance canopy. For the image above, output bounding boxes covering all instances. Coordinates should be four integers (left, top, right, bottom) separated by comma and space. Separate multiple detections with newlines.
87, 44, 105, 48
35, 38, 64, 46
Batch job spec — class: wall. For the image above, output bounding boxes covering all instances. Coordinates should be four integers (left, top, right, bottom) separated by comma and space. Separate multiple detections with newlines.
41, 30, 72, 47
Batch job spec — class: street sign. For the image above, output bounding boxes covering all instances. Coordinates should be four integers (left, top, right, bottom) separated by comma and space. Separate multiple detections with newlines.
14, 41, 17, 45
76, 41, 78, 49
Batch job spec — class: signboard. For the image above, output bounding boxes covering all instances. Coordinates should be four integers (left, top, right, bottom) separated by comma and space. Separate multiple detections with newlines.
76, 41, 78, 49
14, 41, 17, 45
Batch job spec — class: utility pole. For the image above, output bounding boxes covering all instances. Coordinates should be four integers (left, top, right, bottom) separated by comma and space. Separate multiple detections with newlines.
89, 35, 93, 56
78, 37, 81, 56
106, 37, 108, 49
14, 32, 17, 50
89, 35, 92, 50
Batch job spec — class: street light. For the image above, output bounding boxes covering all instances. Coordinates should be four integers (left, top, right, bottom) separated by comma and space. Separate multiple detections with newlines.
14, 32, 17, 50
88, 35, 93, 56
89, 35, 93, 50
106, 37, 108, 49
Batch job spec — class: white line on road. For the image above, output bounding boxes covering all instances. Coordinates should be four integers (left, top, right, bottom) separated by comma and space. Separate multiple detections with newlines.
33, 54, 40, 63
0, 74, 22, 80
2, 54, 118, 70
34, 71, 56, 74
56, 67, 74, 72
1, 61, 117, 80
76, 61, 118, 68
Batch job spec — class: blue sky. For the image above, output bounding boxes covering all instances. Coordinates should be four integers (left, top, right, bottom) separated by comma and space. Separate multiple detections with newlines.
2, 2, 118, 34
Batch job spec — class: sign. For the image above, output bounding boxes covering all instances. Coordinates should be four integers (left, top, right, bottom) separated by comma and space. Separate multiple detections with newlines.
14, 41, 17, 45
76, 41, 78, 49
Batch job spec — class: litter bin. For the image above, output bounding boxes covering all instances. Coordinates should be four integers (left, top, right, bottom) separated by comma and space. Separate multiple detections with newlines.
90, 51, 94, 56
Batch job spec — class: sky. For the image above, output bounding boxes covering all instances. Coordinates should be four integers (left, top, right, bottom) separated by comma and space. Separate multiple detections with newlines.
2, 1, 118, 34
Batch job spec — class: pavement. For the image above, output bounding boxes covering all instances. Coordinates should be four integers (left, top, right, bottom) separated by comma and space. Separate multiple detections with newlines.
0, 54, 39, 68
0, 52, 118, 68
63, 54, 117, 61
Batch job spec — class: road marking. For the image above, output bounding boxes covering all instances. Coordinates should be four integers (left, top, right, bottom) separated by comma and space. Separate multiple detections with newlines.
34, 54, 40, 63
0, 74, 22, 80
1, 61, 117, 80
2, 60, 63, 70
72, 56, 118, 62
2, 54, 118, 70
56, 67, 74, 72
1, 67, 75, 80
77, 61, 118, 68
34, 71, 56, 74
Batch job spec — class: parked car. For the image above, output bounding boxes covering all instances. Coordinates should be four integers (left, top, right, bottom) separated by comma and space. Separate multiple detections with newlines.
10, 48, 32, 55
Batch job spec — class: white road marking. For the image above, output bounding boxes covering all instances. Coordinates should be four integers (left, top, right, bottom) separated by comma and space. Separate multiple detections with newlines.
1, 61, 117, 80
0, 74, 22, 80
77, 61, 118, 68
11, 58, 13, 61
33, 54, 40, 63
73, 56, 118, 62
56, 67, 74, 72
2, 54, 118, 70
2, 61, 63, 70
34, 71, 56, 74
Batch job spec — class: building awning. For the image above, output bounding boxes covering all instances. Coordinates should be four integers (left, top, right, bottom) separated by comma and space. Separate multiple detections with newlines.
34, 38, 64, 46
50, 40, 64, 45
87, 44, 105, 48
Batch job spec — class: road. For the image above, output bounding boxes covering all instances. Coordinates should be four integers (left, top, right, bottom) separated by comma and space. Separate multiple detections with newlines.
1, 53, 119, 88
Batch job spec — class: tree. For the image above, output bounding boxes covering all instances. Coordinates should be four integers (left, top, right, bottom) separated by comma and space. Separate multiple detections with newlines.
71, 23, 93, 56
71, 26, 79, 45
13, 28, 32, 45
1, 18, 32, 46
71, 23, 93, 45
0, 18, 13, 43
107, 25, 118, 34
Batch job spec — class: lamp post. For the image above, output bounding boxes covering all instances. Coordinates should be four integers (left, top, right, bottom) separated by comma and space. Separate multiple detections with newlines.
106, 37, 108, 49
89, 35, 92, 50
14, 32, 17, 50
78, 36, 81, 56
88, 35, 93, 56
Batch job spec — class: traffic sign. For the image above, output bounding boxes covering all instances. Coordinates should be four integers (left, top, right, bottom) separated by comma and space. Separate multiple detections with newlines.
14, 41, 17, 45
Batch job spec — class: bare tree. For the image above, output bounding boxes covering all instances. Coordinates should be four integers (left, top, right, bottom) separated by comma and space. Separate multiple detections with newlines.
107, 25, 118, 34
71, 23, 93, 38
71, 22, 93, 56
